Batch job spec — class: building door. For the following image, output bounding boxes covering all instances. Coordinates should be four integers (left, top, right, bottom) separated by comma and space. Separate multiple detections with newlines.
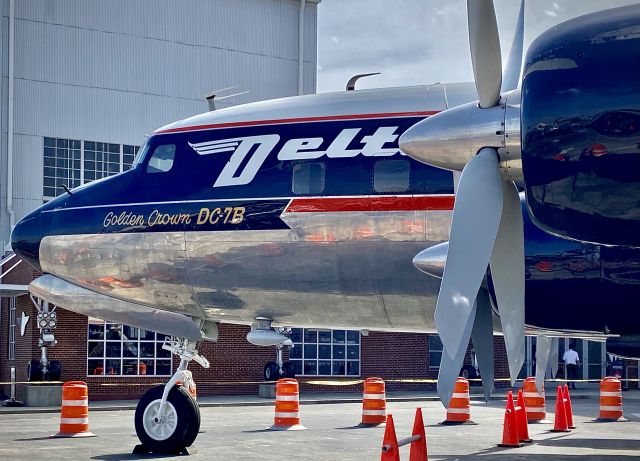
586, 340, 606, 380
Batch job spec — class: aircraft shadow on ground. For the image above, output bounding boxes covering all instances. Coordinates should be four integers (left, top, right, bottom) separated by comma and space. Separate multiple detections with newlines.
436, 454, 640, 460
429, 433, 640, 461
14, 436, 57, 442
532, 437, 640, 451
91, 453, 178, 460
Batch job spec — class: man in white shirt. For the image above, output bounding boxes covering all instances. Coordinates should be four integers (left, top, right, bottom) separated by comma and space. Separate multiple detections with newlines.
563, 343, 580, 390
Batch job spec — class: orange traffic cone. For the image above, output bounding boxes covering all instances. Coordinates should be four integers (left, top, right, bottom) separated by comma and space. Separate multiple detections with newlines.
516, 390, 532, 443
551, 386, 570, 432
409, 408, 428, 461
498, 391, 524, 447
51, 382, 96, 438
596, 377, 624, 421
381, 414, 400, 461
269, 378, 306, 431
361, 377, 386, 426
563, 385, 576, 429
523, 377, 550, 423
441, 378, 474, 425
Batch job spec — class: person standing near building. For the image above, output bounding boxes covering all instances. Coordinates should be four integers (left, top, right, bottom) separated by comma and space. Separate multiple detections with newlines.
563, 343, 580, 390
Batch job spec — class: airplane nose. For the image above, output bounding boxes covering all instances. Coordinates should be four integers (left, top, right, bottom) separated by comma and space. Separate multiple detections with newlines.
11, 209, 44, 271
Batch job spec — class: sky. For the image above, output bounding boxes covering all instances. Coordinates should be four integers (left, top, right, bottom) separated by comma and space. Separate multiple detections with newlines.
316, 0, 640, 93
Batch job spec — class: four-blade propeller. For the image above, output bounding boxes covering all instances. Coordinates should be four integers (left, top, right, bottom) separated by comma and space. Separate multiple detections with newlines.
402, 0, 526, 405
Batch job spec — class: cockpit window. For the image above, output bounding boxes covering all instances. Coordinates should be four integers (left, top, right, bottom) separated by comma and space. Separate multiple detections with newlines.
146, 144, 176, 173
132, 141, 150, 168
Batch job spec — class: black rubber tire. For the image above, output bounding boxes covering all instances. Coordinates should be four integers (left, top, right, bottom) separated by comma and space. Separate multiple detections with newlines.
282, 361, 296, 378
49, 360, 62, 381
135, 384, 200, 453
182, 390, 201, 448
263, 362, 280, 381
27, 360, 43, 382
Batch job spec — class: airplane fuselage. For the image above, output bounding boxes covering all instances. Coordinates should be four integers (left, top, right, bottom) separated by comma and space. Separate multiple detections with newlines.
11, 84, 640, 337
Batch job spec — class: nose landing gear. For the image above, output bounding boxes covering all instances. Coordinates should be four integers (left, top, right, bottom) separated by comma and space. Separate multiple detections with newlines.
134, 337, 209, 454
27, 295, 61, 382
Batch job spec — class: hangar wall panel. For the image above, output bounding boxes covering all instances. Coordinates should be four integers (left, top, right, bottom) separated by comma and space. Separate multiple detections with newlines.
0, 0, 319, 245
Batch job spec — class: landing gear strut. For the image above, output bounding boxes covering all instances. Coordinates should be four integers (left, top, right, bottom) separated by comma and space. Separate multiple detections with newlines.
28, 296, 61, 381
264, 338, 296, 381
246, 318, 296, 380
134, 337, 209, 454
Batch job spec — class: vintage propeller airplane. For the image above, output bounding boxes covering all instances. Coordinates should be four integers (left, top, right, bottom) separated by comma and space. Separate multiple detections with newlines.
9, 0, 640, 453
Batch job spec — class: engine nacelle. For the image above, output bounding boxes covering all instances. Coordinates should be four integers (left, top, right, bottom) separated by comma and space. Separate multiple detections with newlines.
246, 329, 292, 347
521, 4, 640, 247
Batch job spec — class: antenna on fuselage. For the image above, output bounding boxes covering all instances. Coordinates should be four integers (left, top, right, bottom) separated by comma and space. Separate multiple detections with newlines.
346, 72, 381, 91
205, 86, 249, 111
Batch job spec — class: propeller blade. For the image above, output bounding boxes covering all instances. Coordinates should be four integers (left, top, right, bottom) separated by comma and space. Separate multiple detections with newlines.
467, 0, 502, 108
434, 148, 503, 359
501, 0, 525, 92
471, 289, 495, 402
549, 337, 560, 379
489, 179, 525, 384
437, 302, 477, 406
535, 335, 553, 394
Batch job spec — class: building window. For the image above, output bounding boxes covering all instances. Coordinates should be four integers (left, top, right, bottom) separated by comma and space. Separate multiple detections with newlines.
84, 141, 121, 182
373, 159, 410, 193
87, 319, 172, 377
43, 138, 140, 201
292, 162, 325, 195
123, 145, 138, 171
288, 328, 360, 376
428, 334, 443, 369
43, 137, 81, 199
8, 298, 16, 360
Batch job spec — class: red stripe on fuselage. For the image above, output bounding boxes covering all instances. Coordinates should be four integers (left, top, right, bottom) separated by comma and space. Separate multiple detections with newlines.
155, 110, 440, 134
285, 195, 455, 213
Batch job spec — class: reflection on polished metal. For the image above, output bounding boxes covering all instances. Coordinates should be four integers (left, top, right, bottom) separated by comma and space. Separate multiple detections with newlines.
29, 274, 203, 341
399, 101, 504, 172
413, 241, 448, 279
36, 209, 452, 332
399, 90, 522, 182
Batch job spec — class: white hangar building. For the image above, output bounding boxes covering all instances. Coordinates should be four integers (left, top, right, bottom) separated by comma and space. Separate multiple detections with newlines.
0, 0, 319, 247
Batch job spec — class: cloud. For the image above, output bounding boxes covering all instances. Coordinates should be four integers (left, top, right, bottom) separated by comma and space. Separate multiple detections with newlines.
317, 0, 640, 93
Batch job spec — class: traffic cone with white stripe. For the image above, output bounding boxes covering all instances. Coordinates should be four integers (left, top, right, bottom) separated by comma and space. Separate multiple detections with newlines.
441, 377, 474, 425
51, 381, 96, 438
596, 377, 625, 422
269, 378, 306, 431
523, 377, 551, 423
360, 377, 386, 427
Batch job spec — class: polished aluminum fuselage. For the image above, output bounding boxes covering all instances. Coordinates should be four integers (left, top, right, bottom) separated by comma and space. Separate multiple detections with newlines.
39, 210, 452, 331
26, 84, 485, 335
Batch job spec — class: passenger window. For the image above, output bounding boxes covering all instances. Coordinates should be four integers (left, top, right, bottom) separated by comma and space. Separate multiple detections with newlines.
146, 144, 176, 173
374, 159, 410, 192
292, 162, 325, 195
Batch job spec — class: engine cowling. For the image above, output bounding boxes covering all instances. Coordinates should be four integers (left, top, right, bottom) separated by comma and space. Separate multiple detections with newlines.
521, 5, 640, 247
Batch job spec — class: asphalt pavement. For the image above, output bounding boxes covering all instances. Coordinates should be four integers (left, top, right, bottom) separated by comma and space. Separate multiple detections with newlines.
0, 393, 639, 460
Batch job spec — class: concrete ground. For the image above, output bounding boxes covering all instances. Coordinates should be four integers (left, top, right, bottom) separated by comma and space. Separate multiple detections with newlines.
1, 393, 639, 460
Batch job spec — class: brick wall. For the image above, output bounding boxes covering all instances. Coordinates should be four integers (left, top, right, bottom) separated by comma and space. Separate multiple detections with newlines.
0, 259, 40, 399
